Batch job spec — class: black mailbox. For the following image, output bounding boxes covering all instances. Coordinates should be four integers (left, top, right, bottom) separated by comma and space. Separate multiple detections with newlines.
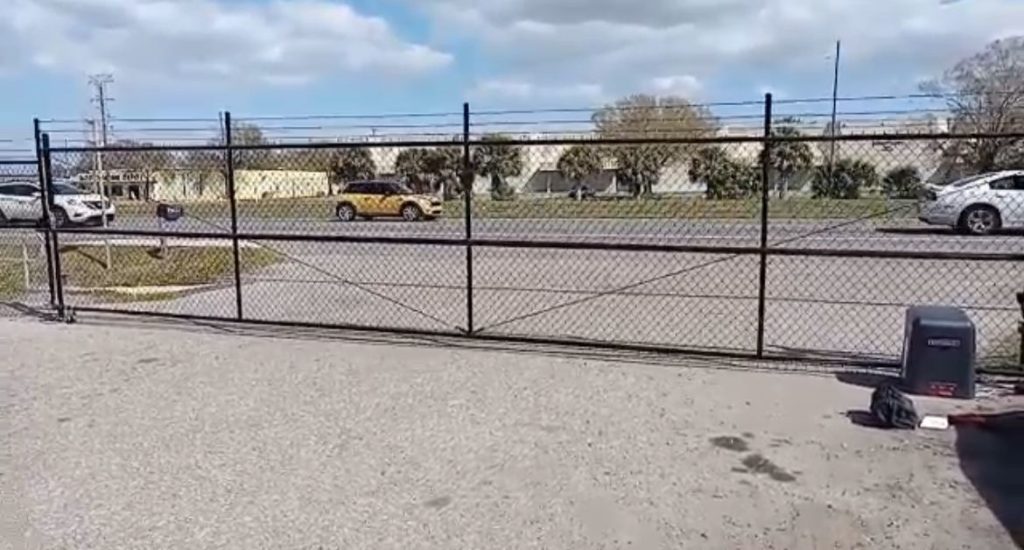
156, 203, 184, 222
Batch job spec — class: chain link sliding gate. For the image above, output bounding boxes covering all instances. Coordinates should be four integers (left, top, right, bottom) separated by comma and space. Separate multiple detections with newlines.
13, 95, 1024, 369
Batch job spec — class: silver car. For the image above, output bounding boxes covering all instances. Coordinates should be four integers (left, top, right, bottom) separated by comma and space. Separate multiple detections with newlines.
0, 182, 116, 227
918, 171, 1024, 235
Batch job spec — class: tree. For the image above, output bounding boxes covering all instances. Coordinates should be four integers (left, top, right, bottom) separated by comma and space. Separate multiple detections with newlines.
471, 134, 522, 201
395, 147, 462, 197
395, 148, 432, 193
922, 37, 1024, 172
766, 118, 814, 199
334, 148, 376, 184
229, 122, 278, 170
556, 145, 604, 200
613, 147, 666, 198
231, 123, 266, 146
594, 94, 717, 197
179, 149, 224, 173
812, 158, 879, 199
882, 166, 923, 199
689, 146, 758, 200
98, 140, 174, 175
426, 148, 463, 199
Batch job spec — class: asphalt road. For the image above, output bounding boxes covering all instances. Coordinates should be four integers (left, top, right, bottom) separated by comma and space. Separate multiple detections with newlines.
55, 214, 1024, 254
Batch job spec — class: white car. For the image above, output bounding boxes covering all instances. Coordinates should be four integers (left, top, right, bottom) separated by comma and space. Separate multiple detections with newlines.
918, 170, 1024, 235
0, 182, 115, 227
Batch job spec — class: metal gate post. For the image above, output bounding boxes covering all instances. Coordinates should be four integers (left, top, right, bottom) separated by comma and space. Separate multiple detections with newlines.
224, 112, 244, 320
462, 102, 475, 334
756, 93, 773, 358
33, 118, 57, 307
40, 134, 66, 318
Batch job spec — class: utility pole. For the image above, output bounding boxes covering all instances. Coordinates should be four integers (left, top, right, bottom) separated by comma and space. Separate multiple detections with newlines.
89, 74, 114, 269
828, 40, 841, 186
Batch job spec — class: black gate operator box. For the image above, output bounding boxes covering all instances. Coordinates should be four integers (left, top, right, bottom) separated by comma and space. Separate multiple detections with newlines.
901, 306, 975, 399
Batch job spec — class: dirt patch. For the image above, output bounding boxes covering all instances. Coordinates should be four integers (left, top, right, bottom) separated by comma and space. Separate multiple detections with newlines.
710, 435, 749, 452
741, 454, 797, 483
424, 496, 452, 509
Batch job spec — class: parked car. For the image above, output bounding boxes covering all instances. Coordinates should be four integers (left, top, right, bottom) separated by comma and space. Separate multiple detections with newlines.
335, 181, 442, 221
918, 170, 1024, 235
567, 184, 596, 200
0, 182, 115, 227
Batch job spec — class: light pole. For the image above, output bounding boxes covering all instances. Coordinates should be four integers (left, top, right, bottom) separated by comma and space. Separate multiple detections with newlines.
828, 40, 841, 185
89, 73, 114, 269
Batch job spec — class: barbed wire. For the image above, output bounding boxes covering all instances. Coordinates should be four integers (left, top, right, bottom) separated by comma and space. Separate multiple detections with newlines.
28, 91, 1024, 148
31, 89, 1023, 129
34, 113, 959, 144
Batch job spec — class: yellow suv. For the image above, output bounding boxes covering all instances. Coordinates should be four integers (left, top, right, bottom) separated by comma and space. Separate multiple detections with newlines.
335, 181, 442, 221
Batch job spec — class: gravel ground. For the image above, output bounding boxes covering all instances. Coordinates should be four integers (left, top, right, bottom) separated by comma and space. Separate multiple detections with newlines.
0, 316, 1018, 549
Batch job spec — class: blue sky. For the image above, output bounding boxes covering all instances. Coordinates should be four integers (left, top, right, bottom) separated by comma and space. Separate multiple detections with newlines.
1, 0, 1023, 150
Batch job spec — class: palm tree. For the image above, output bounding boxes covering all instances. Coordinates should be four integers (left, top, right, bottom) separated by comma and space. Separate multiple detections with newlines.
766, 118, 814, 199
471, 134, 523, 200
557, 145, 603, 200
334, 148, 376, 187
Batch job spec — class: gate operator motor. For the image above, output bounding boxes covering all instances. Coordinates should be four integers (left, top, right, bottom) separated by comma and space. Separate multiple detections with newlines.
901, 305, 976, 399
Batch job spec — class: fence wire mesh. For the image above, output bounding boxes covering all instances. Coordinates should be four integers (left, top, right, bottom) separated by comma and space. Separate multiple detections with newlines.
0, 161, 50, 314
53, 235, 240, 318
27, 117, 1024, 369
0, 229, 50, 312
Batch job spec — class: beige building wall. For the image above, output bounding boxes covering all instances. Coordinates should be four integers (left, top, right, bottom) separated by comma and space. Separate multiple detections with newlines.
150, 170, 330, 201
150, 170, 226, 201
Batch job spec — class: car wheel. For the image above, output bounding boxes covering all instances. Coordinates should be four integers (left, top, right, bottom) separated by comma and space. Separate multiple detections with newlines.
52, 208, 68, 228
959, 205, 1001, 236
401, 203, 423, 222
336, 203, 357, 222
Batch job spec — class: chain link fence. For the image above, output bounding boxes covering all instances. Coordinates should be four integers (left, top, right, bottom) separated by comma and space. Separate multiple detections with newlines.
25, 102, 1024, 370
0, 160, 53, 313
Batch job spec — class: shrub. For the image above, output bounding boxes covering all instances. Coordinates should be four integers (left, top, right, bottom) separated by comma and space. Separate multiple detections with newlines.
812, 158, 879, 199
690, 147, 759, 200
882, 166, 923, 199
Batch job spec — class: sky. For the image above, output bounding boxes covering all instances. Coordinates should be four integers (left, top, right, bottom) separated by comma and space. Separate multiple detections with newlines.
1, 0, 1023, 152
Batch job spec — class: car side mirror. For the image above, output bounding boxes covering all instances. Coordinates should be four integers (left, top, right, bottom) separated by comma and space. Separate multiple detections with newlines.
32, 191, 42, 198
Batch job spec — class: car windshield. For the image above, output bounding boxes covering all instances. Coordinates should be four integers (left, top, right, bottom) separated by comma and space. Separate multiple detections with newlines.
390, 183, 414, 194
53, 184, 85, 195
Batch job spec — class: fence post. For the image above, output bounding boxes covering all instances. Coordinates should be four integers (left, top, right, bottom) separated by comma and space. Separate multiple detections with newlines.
40, 134, 66, 319
21, 242, 30, 290
224, 111, 244, 320
462, 102, 475, 334
756, 93, 773, 358
33, 118, 57, 308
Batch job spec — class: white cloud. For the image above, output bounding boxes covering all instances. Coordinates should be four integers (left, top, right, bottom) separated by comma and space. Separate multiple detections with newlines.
0, 0, 451, 86
414, 0, 1024, 100
649, 75, 702, 97
469, 78, 605, 102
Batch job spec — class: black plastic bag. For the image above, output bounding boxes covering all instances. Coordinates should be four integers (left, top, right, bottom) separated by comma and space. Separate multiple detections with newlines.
870, 383, 919, 429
